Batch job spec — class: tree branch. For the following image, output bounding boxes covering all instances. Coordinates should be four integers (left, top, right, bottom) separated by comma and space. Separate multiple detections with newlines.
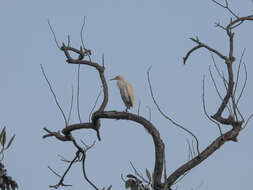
166, 124, 242, 187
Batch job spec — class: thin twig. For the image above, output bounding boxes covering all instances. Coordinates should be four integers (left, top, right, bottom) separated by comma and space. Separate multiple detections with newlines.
211, 0, 239, 18
163, 152, 168, 190
67, 34, 70, 47
67, 85, 74, 125
209, 66, 223, 100
211, 54, 228, 86
81, 152, 99, 190
202, 76, 222, 135
236, 62, 247, 105
146, 106, 151, 121
47, 19, 60, 49
49, 153, 78, 188
48, 166, 61, 178
147, 66, 200, 155
234, 48, 246, 95
138, 100, 141, 116
130, 162, 149, 184
57, 154, 71, 163
89, 89, 102, 122
41, 64, 68, 126
209, 65, 232, 113
243, 114, 253, 129
80, 16, 87, 51
77, 64, 82, 123
186, 139, 193, 160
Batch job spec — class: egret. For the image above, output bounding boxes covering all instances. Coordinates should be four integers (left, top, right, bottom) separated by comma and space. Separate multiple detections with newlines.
110, 75, 134, 112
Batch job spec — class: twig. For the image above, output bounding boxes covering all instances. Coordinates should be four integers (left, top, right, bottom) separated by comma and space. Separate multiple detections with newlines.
121, 174, 126, 183
211, 54, 228, 86
243, 114, 253, 129
211, 0, 239, 18
130, 162, 149, 184
89, 89, 102, 122
81, 152, 99, 190
163, 152, 168, 190
48, 166, 61, 178
202, 76, 222, 136
190, 38, 227, 61
41, 65, 68, 126
183, 45, 202, 64
234, 48, 246, 95
77, 64, 82, 123
47, 19, 60, 49
137, 100, 141, 116
236, 62, 247, 105
49, 153, 78, 188
67, 85, 74, 125
80, 16, 87, 50
146, 106, 152, 121
209, 66, 232, 113
147, 66, 200, 155
67, 34, 70, 47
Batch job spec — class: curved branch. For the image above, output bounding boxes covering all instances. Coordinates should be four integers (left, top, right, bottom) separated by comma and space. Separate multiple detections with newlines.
41, 65, 68, 127
93, 111, 165, 188
166, 124, 242, 188
202, 76, 222, 136
147, 67, 200, 155
82, 154, 99, 190
61, 43, 108, 140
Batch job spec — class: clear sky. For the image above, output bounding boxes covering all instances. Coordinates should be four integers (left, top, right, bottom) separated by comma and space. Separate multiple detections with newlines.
1, 0, 253, 189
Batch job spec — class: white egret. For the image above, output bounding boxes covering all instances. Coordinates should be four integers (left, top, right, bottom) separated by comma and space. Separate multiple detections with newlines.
110, 75, 134, 112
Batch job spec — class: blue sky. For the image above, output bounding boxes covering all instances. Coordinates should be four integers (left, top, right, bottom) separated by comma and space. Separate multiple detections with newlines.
1, 0, 253, 189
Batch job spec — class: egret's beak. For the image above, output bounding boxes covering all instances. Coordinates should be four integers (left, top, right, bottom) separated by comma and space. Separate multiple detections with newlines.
110, 77, 116, 81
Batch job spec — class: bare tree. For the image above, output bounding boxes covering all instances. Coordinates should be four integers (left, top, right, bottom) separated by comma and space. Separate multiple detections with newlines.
42, 1, 253, 190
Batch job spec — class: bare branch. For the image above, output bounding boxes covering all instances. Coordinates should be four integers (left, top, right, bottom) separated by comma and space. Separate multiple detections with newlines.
189, 38, 227, 61
67, 34, 70, 47
236, 62, 247, 106
49, 153, 79, 189
81, 151, 99, 190
214, 22, 226, 30
211, 0, 239, 18
147, 66, 200, 155
183, 45, 202, 64
89, 89, 102, 122
234, 48, 246, 95
211, 54, 228, 86
47, 19, 60, 49
166, 125, 242, 187
80, 16, 87, 51
77, 64, 82, 123
67, 85, 74, 125
209, 65, 232, 113
137, 100, 141, 116
130, 162, 149, 184
48, 166, 61, 178
202, 76, 222, 136
43, 128, 70, 141
163, 152, 168, 190
208, 66, 223, 100
227, 15, 253, 30
94, 111, 165, 187
146, 106, 152, 121
41, 65, 68, 126
243, 114, 253, 129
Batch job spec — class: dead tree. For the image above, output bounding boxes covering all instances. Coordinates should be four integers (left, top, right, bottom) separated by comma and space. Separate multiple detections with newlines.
42, 1, 253, 189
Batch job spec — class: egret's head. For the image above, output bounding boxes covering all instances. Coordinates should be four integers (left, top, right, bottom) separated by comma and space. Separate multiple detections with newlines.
110, 75, 123, 81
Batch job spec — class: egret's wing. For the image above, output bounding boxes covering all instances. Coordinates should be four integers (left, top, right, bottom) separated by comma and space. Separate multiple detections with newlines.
119, 82, 132, 107
126, 82, 134, 107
